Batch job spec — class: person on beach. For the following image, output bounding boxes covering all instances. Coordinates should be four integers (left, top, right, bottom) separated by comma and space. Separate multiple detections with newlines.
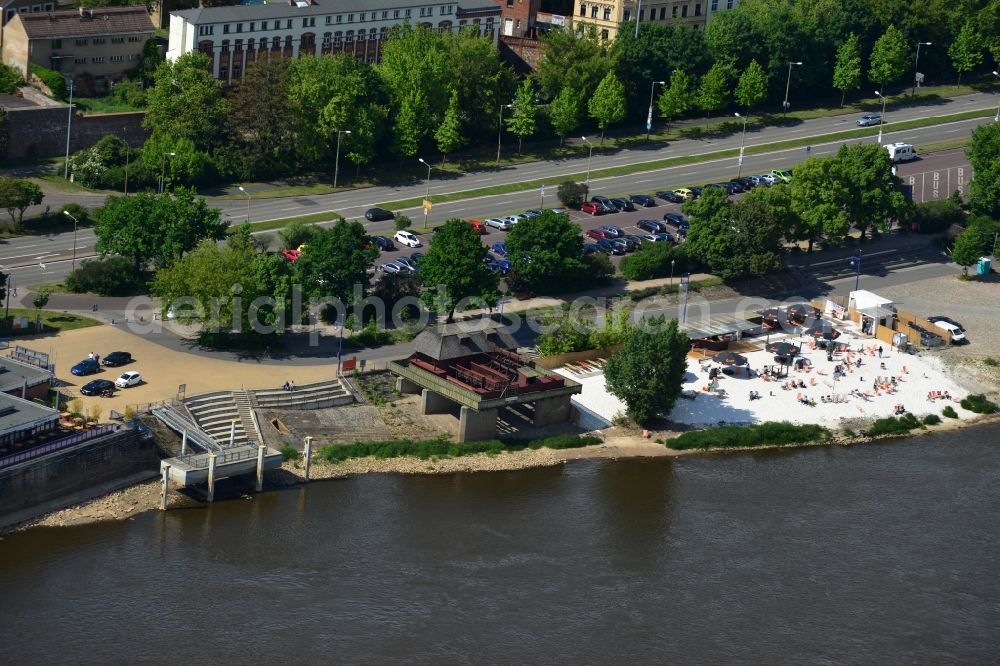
282, 381, 290, 391
878, 346, 883, 358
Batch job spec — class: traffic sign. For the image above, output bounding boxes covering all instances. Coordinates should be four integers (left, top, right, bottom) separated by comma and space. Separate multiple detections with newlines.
422, 199, 432, 211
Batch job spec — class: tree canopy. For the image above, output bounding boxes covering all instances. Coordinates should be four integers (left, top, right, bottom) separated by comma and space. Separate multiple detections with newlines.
416, 218, 498, 321
504, 211, 585, 294
0, 177, 43, 228
293, 219, 379, 305
588, 71, 627, 143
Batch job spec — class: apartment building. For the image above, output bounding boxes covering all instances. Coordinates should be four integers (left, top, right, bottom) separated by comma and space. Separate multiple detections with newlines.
167, 0, 502, 85
1, 0, 61, 51
2, 7, 154, 92
573, 0, 706, 41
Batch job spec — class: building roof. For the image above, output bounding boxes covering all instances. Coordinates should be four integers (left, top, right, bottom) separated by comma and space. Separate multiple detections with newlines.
172, 0, 497, 23
16, 7, 154, 39
412, 320, 518, 361
0, 391, 57, 434
0, 356, 52, 393
849, 290, 894, 311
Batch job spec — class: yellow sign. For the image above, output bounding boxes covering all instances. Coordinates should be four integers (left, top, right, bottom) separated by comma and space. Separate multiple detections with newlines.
422, 199, 432, 211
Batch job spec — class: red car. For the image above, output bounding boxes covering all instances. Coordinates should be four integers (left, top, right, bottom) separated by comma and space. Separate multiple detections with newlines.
580, 202, 603, 215
281, 249, 302, 262
585, 229, 607, 239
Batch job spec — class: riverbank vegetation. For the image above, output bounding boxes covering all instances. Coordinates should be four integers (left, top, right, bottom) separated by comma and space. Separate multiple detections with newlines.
865, 413, 925, 437
665, 422, 832, 451
316, 433, 602, 463
960, 394, 999, 414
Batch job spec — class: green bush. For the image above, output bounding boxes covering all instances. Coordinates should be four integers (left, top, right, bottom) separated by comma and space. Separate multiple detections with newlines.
278, 219, 317, 250
346, 319, 394, 348
111, 80, 146, 107
394, 214, 412, 231
557, 181, 588, 208
28, 64, 66, 100
619, 242, 688, 281
64, 257, 148, 296
667, 422, 831, 450
984, 357, 998, 367
279, 445, 301, 462
317, 433, 600, 463
922, 413, 942, 425
0, 63, 22, 95
866, 413, 924, 437
913, 197, 965, 234
942, 405, 958, 418
960, 394, 998, 414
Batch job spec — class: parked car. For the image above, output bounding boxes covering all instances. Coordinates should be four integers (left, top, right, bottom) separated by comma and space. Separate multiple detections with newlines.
730, 177, 754, 190
688, 185, 704, 198
612, 237, 638, 252
927, 315, 965, 333
467, 219, 487, 234
522, 209, 543, 219
643, 233, 673, 243
630, 194, 656, 207
663, 212, 690, 230
857, 113, 881, 127
365, 207, 395, 222
102, 351, 132, 367
609, 198, 635, 212
395, 257, 418, 271
115, 371, 142, 388
486, 255, 511, 274
393, 230, 422, 248
507, 214, 528, 225
409, 251, 424, 263
704, 183, 732, 195
623, 234, 645, 246
582, 243, 603, 254
585, 229, 607, 239
80, 379, 116, 396
673, 188, 695, 200
598, 225, 625, 238
485, 217, 513, 230
377, 262, 404, 274
656, 190, 685, 203
591, 195, 618, 212
595, 239, 625, 255
928, 318, 968, 344
770, 169, 793, 183
490, 242, 508, 256
750, 174, 773, 187
369, 235, 396, 251
71, 359, 101, 376
581, 202, 604, 215
637, 219, 667, 234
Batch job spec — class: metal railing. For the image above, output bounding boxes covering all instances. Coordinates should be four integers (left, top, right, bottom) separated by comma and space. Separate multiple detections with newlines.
0, 424, 119, 469
171, 445, 262, 469
151, 406, 221, 452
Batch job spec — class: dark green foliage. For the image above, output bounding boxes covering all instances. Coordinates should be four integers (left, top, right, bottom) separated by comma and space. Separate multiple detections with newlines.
866, 413, 924, 437
28, 64, 66, 100
922, 413, 942, 426
394, 214, 413, 231
278, 220, 317, 250
960, 394, 998, 414
984, 358, 999, 367
913, 197, 966, 234
317, 434, 601, 462
416, 218, 497, 321
667, 422, 831, 450
0, 64, 22, 95
619, 242, 689, 281
345, 319, 394, 348
64, 257, 149, 296
942, 405, 959, 418
505, 210, 585, 294
293, 219, 379, 304
578, 252, 616, 288
111, 80, 146, 107
557, 181, 589, 208
279, 445, 301, 462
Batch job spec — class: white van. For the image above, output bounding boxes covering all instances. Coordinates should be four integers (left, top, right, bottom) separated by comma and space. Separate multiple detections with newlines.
885, 142, 917, 163
931, 320, 967, 344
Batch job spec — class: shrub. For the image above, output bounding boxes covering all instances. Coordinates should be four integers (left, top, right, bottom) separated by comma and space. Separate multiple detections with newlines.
619, 243, 688, 281
278, 219, 316, 250
394, 214, 412, 231
842, 428, 856, 437
668, 422, 831, 450
60, 203, 92, 225
346, 318, 394, 348
557, 180, 588, 208
0, 63, 22, 95
913, 197, 965, 234
942, 405, 958, 418
316, 433, 600, 463
64, 257, 148, 296
922, 413, 942, 425
279, 445, 301, 462
28, 64, 66, 100
111, 80, 146, 107
866, 413, 923, 437
960, 394, 998, 414
984, 357, 998, 367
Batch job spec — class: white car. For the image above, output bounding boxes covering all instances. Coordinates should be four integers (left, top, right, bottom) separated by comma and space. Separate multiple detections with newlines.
115, 371, 142, 388
485, 217, 512, 230
757, 173, 778, 185
393, 230, 421, 248
507, 214, 527, 225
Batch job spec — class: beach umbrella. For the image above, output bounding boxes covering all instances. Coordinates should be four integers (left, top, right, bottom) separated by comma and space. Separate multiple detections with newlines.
713, 351, 748, 366
766, 341, 799, 356
761, 308, 787, 328
774, 354, 793, 366
787, 303, 819, 324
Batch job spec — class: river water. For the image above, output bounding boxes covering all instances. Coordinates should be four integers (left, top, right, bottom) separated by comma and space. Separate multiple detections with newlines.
3, 427, 999, 665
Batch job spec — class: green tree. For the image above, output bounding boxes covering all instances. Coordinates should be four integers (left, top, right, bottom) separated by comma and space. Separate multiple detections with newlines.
604, 316, 690, 425
735, 59, 767, 114
657, 70, 694, 130
697, 63, 731, 120
587, 71, 627, 145
229, 57, 294, 178
137, 134, 214, 191
966, 122, 1000, 217
393, 88, 426, 158
948, 21, 983, 86
790, 156, 851, 251
416, 218, 498, 321
557, 181, 589, 208
534, 25, 615, 102
613, 21, 710, 111
279, 220, 318, 251
506, 79, 539, 154
144, 52, 229, 152
31, 286, 52, 329
504, 211, 584, 294
548, 86, 582, 146
435, 89, 465, 163
0, 177, 43, 228
951, 221, 992, 272
619, 242, 688, 281
833, 33, 862, 106
293, 219, 379, 305
836, 143, 910, 238
0, 63, 22, 95
869, 25, 909, 89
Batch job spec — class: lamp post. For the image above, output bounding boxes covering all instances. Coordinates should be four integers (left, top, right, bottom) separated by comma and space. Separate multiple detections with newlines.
850, 250, 863, 293
581, 136, 595, 186
333, 128, 351, 188
121, 129, 130, 196
63, 78, 75, 180
875, 90, 888, 144
238, 186, 251, 224
734, 112, 748, 178
159, 151, 176, 194
63, 210, 79, 271
670, 259, 675, 287
419, 157, 433, 230
646, 79, 665, 140
782, 61, 803, 118
993, 71, 1000, 122
496, 103, 512, 165
681, 273, 691, 323
911, 41, 931, 97
635, 0, 642, 38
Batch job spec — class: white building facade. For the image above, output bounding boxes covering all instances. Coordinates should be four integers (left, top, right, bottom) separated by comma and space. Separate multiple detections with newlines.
167, 0, 501, 84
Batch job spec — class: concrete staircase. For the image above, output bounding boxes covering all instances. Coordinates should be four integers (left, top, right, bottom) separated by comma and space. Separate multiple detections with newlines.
251, 379, 353, 410
184, 390, 260, 447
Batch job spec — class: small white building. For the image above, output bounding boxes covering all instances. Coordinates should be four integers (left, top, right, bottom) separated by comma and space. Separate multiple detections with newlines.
848, 290, 896, 336
167, 0, 501, 84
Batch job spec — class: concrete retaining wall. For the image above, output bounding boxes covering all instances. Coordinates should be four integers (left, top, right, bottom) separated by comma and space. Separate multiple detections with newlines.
2, 106, 148, 160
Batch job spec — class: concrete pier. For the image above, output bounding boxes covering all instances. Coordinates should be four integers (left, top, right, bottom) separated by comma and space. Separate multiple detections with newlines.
304, 437, 313, 481
421, 389, 453, 415
207, 453, 217, 503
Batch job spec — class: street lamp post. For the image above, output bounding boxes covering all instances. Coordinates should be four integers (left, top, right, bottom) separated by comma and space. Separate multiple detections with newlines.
850, 250, 863, 293
496, 103, 512, 165
333, 128, 351, 188
734, 112, 749, 178
159, 151, 176, 194
581, 136, 595, 186
121, 129, 130, 196
63, 210, 79, 271
646, 80, 665, 140
911, 41, 931, 97
875, 90, 888, 144
419, 157, 433, 230
63, 78, 75, 180
993, 71, 1000, 122
670, 259, 675, 287
782, 61, 803, 118
238, 186, 251, 224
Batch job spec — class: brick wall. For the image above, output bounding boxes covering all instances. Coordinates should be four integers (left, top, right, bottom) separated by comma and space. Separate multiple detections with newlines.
1, 106, 148, 160
498, 35, 542, 74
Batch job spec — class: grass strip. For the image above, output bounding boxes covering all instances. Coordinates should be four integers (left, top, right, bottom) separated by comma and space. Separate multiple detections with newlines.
666, 421, 831, 451
316, 433, 602, 463
2, 308, 102, 335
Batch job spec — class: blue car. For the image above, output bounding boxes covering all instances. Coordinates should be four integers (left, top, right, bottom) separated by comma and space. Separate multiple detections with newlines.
490, 242, 507, 257
71, 358, 101, 376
